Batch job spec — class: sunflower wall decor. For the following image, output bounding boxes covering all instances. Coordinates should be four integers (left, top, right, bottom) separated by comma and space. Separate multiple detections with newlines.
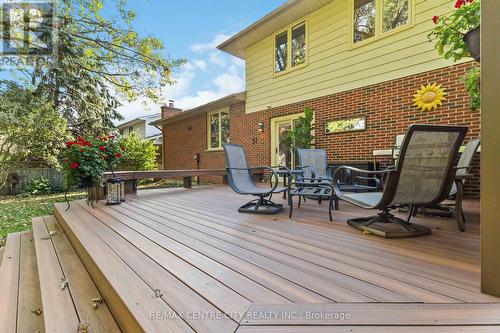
413, 83, 447, 111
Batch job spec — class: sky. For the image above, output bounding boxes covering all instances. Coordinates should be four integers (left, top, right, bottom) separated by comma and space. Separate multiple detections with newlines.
116, 0, 287, 123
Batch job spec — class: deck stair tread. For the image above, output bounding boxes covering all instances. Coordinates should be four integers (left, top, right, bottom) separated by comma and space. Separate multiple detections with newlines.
0, 231, 45, 333
54, 204, 195, 333
33, 216, 121, 332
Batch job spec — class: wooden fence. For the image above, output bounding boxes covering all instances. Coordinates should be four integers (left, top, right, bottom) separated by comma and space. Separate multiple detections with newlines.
0, 163, 64, 195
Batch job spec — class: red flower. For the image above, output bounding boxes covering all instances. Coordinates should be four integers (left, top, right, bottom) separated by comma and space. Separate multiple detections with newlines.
432, 16, 439, 24
63, 159, 68, 163
65, 141, 77, 147
70, 162, 79, 169
455, 0, 465, 8
99, 145, 106, 151
115, 153, 122, 158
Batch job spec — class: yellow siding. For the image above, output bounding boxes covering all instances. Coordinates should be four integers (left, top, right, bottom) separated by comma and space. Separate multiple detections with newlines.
245, 0, 468, 114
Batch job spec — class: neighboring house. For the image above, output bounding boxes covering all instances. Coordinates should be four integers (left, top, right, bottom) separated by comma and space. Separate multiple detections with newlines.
153, 0, 480, 196
118, 103, 181, 169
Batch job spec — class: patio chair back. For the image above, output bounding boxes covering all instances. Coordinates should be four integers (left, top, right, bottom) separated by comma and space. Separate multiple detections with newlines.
388, 125, 468, 206
223, 143, 255, 194
297, 149, 330, 179
450, 138, 480, 196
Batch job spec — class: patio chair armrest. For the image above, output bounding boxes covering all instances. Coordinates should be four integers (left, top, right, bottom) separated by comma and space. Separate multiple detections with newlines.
250, 166, 281, 191
296, 165, 316, 178
333, 166, 396, 198
228, 166, 280, 193
355, 176, 382, 190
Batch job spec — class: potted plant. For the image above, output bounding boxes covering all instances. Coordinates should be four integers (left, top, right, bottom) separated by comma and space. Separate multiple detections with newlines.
429, 0, 481, 111
429, 0, 480, 62
63, 135, 124, 204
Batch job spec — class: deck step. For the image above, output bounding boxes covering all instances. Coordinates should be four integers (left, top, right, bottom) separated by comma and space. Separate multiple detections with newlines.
0, 231, 45, 333
54, 202, 195, 333
32, 216, 120, 333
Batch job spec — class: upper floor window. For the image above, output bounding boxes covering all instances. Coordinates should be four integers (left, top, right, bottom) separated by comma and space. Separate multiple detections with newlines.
208, 110, 229, 150
353, 0, 410, 44
128, 126, 134, 133
274, 20, 307, 74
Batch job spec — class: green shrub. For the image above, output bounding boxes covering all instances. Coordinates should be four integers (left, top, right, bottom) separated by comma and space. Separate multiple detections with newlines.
117, 133, 158, 171
21, 177, 54, 196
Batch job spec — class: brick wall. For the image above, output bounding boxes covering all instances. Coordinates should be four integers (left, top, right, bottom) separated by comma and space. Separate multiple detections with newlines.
163, 62, 480, 197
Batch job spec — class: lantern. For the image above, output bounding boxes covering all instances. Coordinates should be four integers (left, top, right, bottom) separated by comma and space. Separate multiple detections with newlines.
106, 178, 121, 205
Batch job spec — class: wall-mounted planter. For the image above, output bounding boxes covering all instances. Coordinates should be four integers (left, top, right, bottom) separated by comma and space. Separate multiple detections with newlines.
463, 26, 480, 62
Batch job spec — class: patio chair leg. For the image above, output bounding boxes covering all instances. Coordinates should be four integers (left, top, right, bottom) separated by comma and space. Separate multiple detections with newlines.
298, 195, 302, 208
454, 180, 466, 232
334, 198, 339, 210
328, 197, 333, 222
406, 205, 414, 223
288, 195, 293, 218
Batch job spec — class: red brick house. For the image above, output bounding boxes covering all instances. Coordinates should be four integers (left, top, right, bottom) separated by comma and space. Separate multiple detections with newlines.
152, 0, 480, 196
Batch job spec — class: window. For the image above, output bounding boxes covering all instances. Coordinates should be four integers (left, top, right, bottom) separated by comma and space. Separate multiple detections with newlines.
119, 129, 124, 135
353, 0, 376, 43
325, 117, 366, 134
128, 126, 134, 133
207, 110, 229, 150
382, 0, 409, 33
275, 31, 288, 73
352, 0, 410, 44
274, 20, 307, 74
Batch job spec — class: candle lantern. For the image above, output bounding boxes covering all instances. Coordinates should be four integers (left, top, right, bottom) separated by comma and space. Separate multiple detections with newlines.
106, 178, 122, 205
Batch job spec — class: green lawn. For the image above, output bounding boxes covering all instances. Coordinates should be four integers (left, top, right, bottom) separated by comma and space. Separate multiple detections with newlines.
0, 191, 86, 246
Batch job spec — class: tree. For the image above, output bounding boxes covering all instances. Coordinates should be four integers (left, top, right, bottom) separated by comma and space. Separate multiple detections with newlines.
19, 0, 185, 136
0, 80, 70, 167
116, 133, 157, 171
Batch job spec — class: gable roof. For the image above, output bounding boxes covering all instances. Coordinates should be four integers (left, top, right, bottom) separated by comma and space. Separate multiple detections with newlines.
217, 0, 334, 59
150, 92, 246, 126
117, 113, 162, 138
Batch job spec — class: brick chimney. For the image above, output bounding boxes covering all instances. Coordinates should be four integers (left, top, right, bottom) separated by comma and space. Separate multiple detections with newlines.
161, 100, 182, 119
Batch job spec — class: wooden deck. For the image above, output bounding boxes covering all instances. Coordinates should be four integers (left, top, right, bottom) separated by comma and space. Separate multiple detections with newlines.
2, 185, 500, 332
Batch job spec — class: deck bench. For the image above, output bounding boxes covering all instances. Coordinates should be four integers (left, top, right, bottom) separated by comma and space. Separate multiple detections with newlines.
102, 169, 264, 194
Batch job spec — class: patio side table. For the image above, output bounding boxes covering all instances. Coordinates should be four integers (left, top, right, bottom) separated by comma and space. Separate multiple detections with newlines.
275, 168, 305, 199
287, 181, 337, 221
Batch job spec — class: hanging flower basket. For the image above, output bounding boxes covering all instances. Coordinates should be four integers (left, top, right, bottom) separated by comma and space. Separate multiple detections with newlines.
463, 26, 480, 62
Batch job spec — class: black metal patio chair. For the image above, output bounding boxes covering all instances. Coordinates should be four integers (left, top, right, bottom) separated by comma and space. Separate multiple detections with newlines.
333, 124, 468, 238
411, 138, 480, 231
223, 143, 289, 214
297, 148, 381, 193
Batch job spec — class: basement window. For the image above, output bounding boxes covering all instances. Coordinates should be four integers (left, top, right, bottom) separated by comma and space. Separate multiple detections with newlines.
274, 19, 307, 75
352, 0, 411, 45
208, 110, 230, 150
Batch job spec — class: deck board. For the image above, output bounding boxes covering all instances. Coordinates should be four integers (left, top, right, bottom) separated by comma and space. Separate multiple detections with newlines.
0, 233, 21, 333
17, 231, 45, 333
158, 190, 485, 294
52, 186, 499, 332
